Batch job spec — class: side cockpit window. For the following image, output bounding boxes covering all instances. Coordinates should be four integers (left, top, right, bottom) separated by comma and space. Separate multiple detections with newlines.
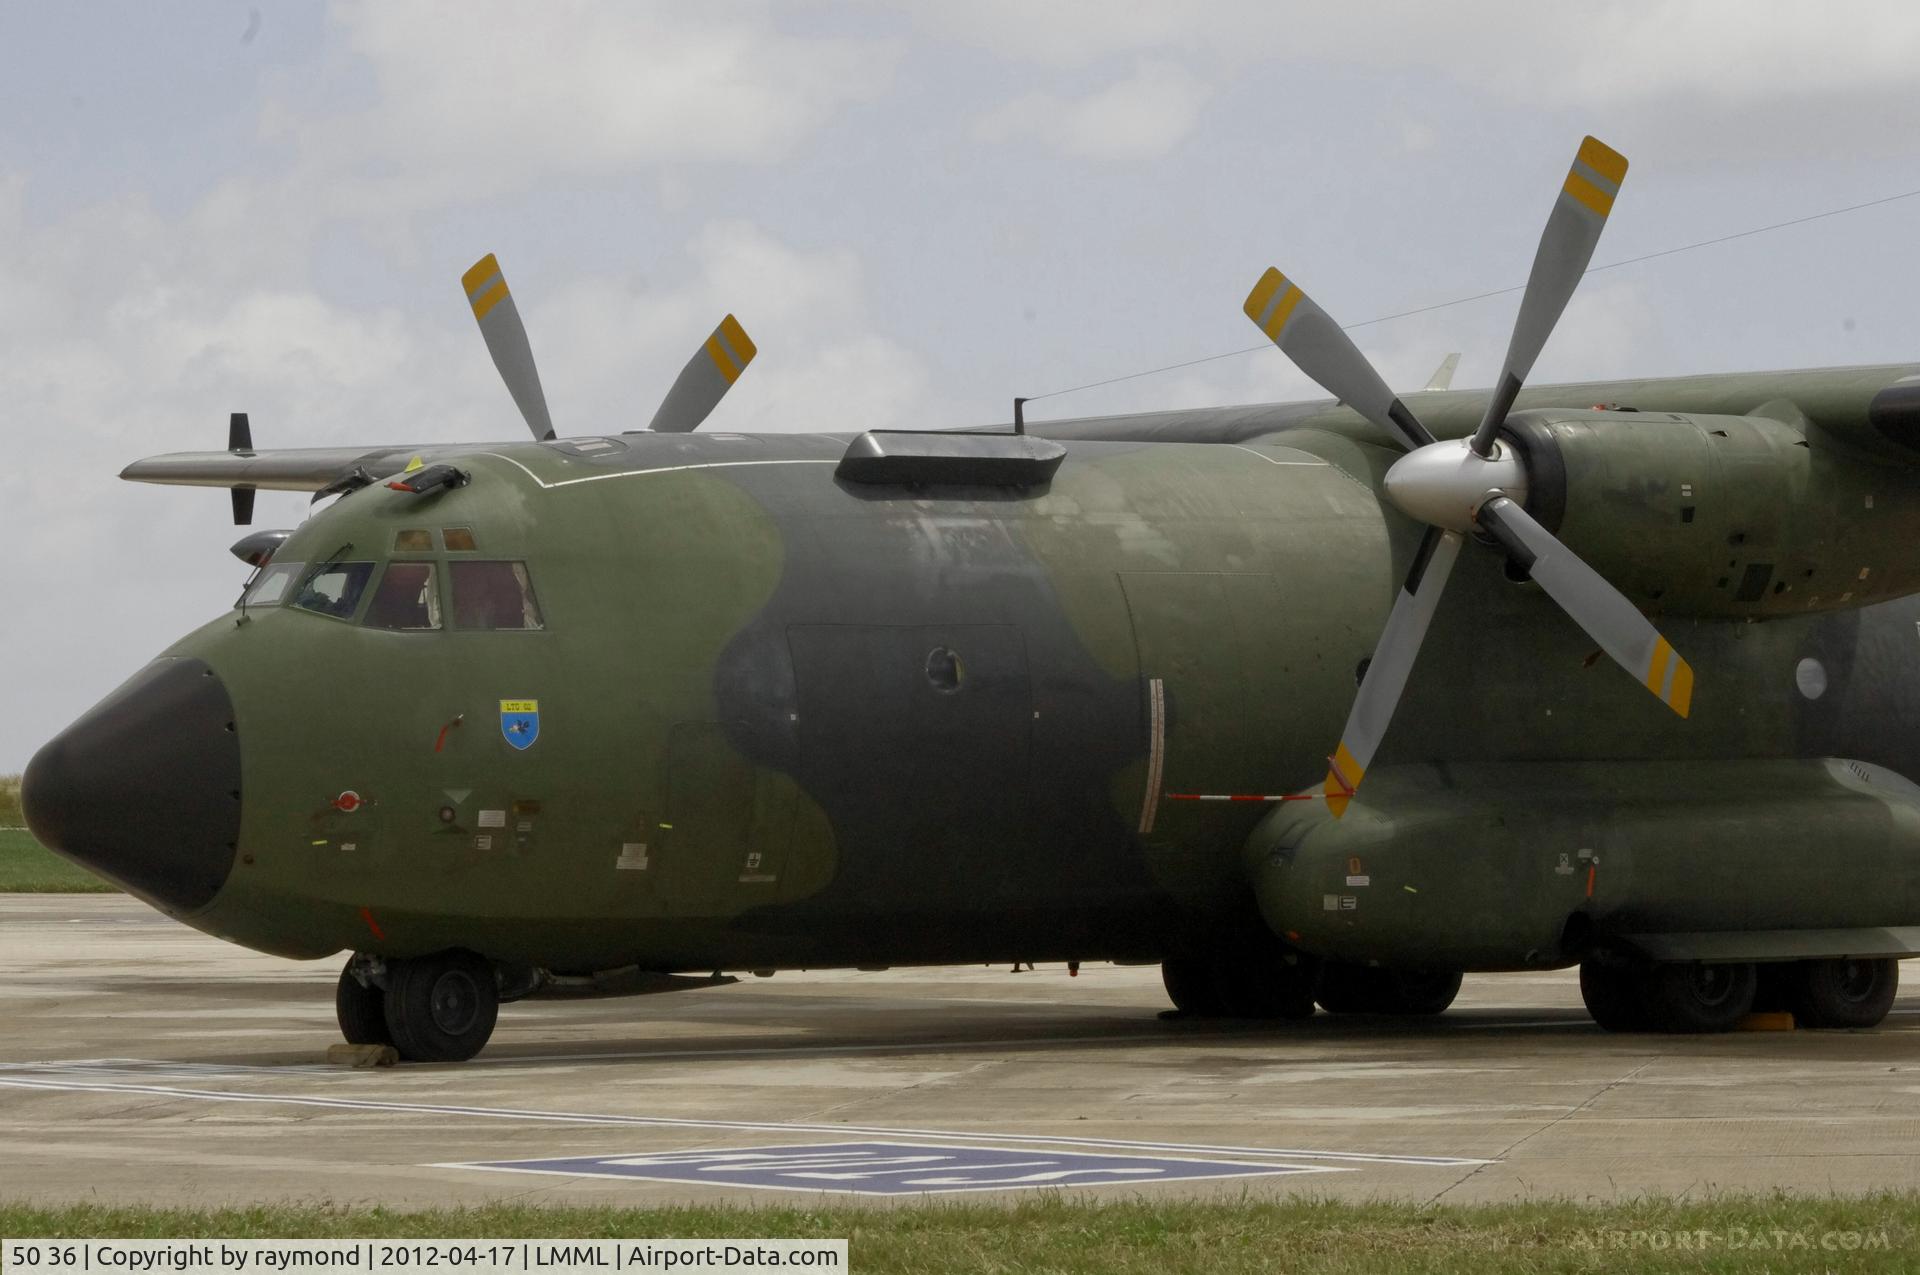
240, 561, 305, 608
451, 560, 544, 630
293, 562, 375, 620
363, 562, 441, 631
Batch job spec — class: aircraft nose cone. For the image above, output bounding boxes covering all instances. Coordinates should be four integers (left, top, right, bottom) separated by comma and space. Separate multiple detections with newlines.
22, 658, 242, 913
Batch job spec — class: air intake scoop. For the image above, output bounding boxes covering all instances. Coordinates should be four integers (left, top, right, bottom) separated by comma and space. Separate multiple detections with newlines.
836, 431, 1066, 488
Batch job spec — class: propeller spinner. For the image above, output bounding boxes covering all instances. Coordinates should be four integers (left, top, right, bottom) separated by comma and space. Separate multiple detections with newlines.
1243, 137, 1692, 816
460, 254, 757, 439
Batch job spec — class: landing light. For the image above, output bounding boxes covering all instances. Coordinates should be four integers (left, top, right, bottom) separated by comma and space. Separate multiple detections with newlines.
229, 529, 291, 568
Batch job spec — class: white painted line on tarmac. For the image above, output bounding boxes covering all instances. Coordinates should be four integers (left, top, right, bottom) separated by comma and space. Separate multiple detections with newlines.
491, 1030, 1260, 1066
0, 1057, 337, 1077
0, 1075, 1492, 1167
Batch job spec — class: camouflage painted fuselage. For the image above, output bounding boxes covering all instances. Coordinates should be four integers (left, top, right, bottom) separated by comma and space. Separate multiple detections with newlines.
47, 363, 1920, 975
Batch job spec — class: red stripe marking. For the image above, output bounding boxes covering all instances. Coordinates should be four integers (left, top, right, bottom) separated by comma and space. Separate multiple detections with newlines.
1325, 756, 1357, 796
1585, 865, 1596, 899
1164, 793, 1320, 802
359, 907, 386, 941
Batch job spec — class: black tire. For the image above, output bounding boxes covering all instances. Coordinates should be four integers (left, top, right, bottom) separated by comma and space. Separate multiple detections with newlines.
1218, 951, 1320, 1020
1580, 959, 1649, 1032
1790, 957, 1898, 1029
1750, 962, 1794, 1014
1317, 964, 1459, 1016
336, 964, 392, 1046
1644, 962, 1756, 1033
1378, 969, 1462, 1016
1315, 962, 1381, 1014
383, 950, 499, 1062
1161, 957, 1229, 1017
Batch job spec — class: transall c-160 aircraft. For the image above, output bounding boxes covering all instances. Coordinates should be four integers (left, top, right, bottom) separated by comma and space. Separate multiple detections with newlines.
25, 137, 1920, 1061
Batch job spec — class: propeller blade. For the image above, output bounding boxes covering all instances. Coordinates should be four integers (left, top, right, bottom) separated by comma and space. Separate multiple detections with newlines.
1475, 495, 1693, 717
1468, 137, 1628, 456
461, 253, 556, 442
228, 412, 255, 525
1321, 528, 1464, 816
646, 314, 757, 433
1243, 268, 1436, 452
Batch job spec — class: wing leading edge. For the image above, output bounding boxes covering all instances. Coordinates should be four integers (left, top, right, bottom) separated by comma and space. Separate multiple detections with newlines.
120, 446, 425, 493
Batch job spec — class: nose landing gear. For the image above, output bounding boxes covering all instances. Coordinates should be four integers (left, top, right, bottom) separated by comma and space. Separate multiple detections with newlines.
335, 950, 500, 1061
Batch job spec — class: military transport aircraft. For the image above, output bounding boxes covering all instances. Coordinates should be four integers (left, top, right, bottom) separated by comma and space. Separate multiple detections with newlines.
24, 138, 1920, 1061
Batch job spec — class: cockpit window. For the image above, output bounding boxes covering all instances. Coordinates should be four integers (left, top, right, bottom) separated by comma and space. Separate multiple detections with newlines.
451, 560, 544, 630
363, 562, 441, 631
293, 561, 375, 620
240, 561, 305, 608
393, 529, 433, 552
443, 527, 478, 552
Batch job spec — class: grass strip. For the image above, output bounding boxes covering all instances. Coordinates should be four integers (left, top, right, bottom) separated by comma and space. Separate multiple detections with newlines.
4, 1196, 1920, 1273
0, 826, 112, 892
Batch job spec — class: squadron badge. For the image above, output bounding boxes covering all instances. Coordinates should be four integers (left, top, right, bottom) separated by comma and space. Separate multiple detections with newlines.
500, 699, 540, 751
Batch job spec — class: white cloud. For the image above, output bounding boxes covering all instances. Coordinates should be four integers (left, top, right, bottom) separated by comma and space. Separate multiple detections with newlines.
527, 220, 940, 433
1528, 279, 1667, 384
259, 1, 901, 222
922, 0, 1920, 165
909, 2, 1202, 70
972, 60, 1212, 161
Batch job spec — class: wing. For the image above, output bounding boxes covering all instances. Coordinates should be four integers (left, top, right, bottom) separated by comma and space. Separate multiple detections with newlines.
120, 446, 427, 492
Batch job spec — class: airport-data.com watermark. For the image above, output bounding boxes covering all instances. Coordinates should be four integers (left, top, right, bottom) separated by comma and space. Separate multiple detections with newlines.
1577, 1227, 1893, 1253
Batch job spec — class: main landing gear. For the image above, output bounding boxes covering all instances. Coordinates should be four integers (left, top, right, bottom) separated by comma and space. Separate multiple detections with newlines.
1315, 963, 1462, 1016
1579, 955, 1899, 1032
338, 950, 500, 1062
1160, 952, 1463, 1020
1161, 949, 1319, 1019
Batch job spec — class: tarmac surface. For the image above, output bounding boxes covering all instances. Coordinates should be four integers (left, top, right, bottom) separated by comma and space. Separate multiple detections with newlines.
5, 894, 1920, 1206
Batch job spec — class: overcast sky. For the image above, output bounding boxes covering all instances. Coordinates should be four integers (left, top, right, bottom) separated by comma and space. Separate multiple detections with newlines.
6, 2, 1920, 770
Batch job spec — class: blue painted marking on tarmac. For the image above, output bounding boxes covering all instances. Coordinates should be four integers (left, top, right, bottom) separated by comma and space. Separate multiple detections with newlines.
454, 1140, 1323, 1196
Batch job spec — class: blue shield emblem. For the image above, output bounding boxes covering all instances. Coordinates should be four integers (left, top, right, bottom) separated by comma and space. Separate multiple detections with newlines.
500, 699, 540, 751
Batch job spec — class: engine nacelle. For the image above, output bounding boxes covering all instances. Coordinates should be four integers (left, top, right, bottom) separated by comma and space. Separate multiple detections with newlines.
1246, 759, 1920, 971
1499, 408, 1920, 618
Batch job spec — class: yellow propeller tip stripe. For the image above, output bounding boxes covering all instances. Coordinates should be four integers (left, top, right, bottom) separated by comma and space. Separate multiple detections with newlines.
704, 333, 742, 385
1577, 135, 1629, 184
1563, 171, 1616, 218
1243, 267, 1287, 322
1330, 742, 1362, 786
720, 313, 757, 365
469, 280, 509, 321
460, 254, 501, 293
1669, 660, 1696, 718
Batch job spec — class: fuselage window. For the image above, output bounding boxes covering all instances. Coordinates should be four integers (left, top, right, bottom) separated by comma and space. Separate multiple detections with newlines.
240, 561, 305, 608
450, 560, 544, 630
293, 562, 375, 620
363, 562, 441, 631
